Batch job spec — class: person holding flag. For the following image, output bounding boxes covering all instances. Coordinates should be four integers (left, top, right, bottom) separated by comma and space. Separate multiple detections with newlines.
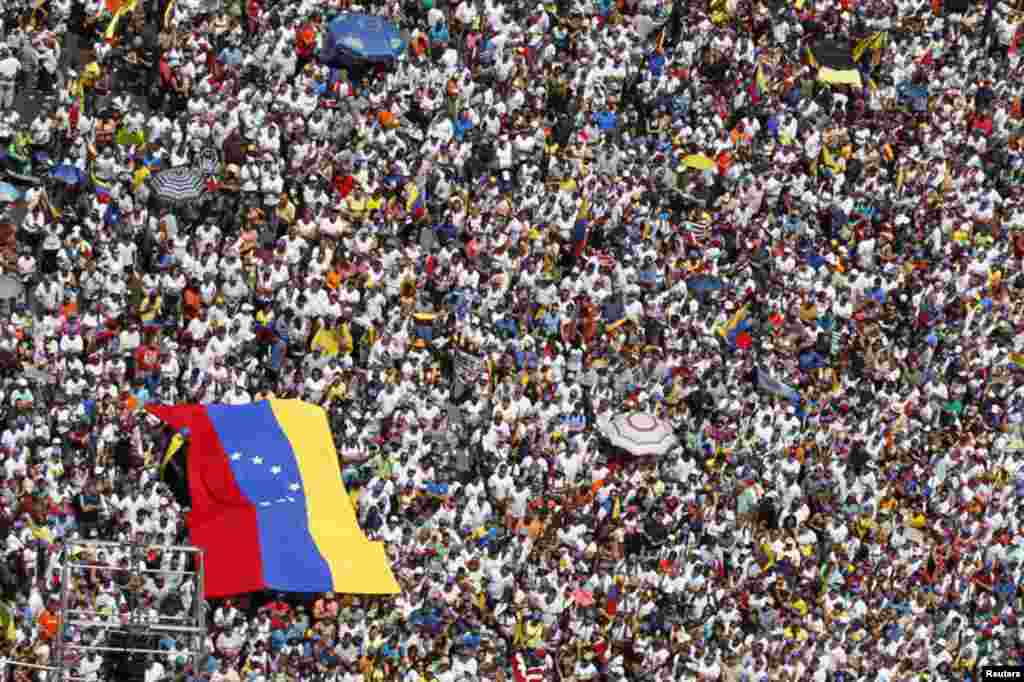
159, 427, 190, 508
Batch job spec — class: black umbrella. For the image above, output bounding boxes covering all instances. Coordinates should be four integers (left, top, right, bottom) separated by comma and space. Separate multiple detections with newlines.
150, 166, 207, 205
810, 39, 855, 70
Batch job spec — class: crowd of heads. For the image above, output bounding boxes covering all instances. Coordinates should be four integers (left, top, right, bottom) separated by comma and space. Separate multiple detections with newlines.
3, 0, 1024, 677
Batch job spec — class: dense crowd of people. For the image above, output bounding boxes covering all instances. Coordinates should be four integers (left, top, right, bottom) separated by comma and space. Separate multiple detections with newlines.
2, 0, 1024, 677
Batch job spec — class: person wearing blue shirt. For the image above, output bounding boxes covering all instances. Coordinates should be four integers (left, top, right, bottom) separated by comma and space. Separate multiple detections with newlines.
269, 309, 292, 371
320, 646, 341, 667
496, 315, 518, 338
648, 50, 666, 77
436, 220, 458, 244
515, 349, 538, 370
540, 309, 559, 336
639, 258, 660, 288
430, 21, 449, 45
592, 108, 617, 131
602, 297, 625, 324
453, 111, 474, 141
380, 639, 400, 661
868, 280, 887, 304
270, 627, 287, 654
302, 634, 318, 658
132, 379, 151, 406
995, 573, 1016, 606
782, 212, 802, 234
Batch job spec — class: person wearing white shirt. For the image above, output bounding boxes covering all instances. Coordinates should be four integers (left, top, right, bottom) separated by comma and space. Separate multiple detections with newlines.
143, 659, 165, 682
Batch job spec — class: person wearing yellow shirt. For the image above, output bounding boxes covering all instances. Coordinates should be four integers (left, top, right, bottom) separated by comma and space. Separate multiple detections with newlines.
524, 616, 544, 647
310, 319, 341, 357
79, 62, 102, 111
310, 317, 354, 358
275, 193, 296, 228
325, 376, 349, 405
138, 288, 162, 323
761, 542, 776, 570
783, 624, 808, 641
366, 191, 384, 214
343, 188, 368, 221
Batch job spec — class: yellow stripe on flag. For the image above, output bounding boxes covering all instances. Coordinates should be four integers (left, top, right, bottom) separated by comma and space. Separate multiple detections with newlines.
853, 32, 886, 62
269, 399, 400, 594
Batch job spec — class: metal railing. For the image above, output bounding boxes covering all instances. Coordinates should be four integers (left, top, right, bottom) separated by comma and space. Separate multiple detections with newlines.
2, 659, 93, 682
50, 540, 207, 682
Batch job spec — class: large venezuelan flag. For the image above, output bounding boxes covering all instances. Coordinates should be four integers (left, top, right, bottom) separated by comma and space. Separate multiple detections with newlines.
145, 400, 400, 598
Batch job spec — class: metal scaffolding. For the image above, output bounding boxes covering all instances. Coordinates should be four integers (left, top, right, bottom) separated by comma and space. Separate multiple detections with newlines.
51, 540, 206, 682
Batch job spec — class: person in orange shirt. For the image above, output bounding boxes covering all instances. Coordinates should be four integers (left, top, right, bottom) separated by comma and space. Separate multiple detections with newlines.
61, 295, 78, 320
37, 600, 59, 641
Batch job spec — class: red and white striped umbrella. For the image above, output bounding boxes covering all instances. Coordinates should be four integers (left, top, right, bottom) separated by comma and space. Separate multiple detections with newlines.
597, 412, 678, 457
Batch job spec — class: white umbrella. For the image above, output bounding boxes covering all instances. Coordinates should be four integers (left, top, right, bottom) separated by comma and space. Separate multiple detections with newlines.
597, 412, 678, 457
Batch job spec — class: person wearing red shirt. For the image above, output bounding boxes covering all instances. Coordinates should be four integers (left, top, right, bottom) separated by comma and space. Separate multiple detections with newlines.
37, 600, 59, 641
260, 594, 292, 622
295, 20, 319, 73
133, 336, 161, 391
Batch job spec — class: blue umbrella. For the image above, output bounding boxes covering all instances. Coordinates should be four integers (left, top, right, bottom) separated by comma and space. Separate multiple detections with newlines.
0, 182, 20, 202
320, 13, 405, 66
50, 164, 86, 187
686, 275, 724, 293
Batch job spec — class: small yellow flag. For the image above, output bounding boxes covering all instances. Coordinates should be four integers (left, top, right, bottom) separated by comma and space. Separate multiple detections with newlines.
852, 32, 886, 62
104, 0, 138, 39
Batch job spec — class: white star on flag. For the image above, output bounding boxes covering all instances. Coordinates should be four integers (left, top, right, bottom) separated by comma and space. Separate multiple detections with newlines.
289, 483, 301, 492
259, 501, 271, 507
276, 498, 287, 504
230, 452, 242, 461
270, 465, 282, 475
287, 497, 296, 503
252, 456, 263, 465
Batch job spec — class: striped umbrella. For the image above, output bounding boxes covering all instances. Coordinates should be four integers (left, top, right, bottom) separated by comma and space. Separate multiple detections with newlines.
597, 412, 678, 457
150, 166, 207, 205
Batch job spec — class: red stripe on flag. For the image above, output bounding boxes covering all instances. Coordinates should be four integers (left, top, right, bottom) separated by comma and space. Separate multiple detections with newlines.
145, 405, 265, 597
